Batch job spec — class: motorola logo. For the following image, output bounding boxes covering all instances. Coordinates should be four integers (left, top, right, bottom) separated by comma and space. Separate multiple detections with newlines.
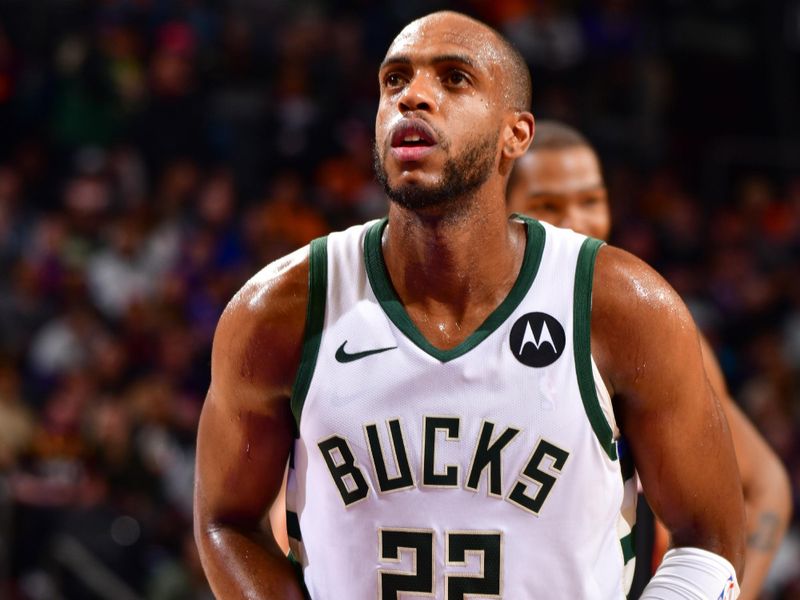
509, 312, 566, 368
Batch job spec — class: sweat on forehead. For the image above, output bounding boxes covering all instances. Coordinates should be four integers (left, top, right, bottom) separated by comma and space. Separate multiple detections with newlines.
386, 11, 531, 112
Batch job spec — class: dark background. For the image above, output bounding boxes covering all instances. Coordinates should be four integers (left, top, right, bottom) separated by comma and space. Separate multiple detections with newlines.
0, 0, 798, 598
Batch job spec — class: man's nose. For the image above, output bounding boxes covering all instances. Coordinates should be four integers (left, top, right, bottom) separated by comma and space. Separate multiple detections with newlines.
398, 71, 436, 113
560, 207, 579, 232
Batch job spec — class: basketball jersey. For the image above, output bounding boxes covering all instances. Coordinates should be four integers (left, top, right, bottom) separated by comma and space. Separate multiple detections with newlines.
285, 215, 638, 599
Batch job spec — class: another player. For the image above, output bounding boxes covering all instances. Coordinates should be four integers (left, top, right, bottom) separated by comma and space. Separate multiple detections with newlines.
507, 120, 792, 600
194, 12, 746, 599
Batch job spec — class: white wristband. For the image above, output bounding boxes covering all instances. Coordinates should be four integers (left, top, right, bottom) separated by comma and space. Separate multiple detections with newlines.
639, 546, 740, 600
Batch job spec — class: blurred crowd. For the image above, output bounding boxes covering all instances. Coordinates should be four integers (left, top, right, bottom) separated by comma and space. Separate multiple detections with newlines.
0, 0, 798, 598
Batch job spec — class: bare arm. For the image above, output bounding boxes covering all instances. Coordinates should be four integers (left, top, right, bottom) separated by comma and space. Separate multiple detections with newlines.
591, 246, 746, 576
194, 248, 309, 599
698, 335, 792, 599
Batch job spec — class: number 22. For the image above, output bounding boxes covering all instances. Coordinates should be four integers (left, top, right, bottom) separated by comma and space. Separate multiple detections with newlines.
378, 529, 501, 599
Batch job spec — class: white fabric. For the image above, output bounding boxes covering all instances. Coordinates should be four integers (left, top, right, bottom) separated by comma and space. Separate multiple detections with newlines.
639, 547, 740, 600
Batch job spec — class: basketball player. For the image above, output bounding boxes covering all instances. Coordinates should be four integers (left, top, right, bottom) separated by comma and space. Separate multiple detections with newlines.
506, 120, 792, 600
194, 12, 746, 598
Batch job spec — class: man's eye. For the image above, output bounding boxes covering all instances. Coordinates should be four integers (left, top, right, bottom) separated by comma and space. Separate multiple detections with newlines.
384, 73, 406, 88
445, 71, 468, 86
581, 196, 600, 206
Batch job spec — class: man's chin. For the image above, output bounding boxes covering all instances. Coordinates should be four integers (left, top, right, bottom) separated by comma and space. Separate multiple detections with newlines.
386, 167, 437, 186
385, 182, 456, 211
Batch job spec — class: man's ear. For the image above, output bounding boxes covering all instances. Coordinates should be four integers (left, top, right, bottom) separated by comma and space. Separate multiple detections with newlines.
502, 112, 535, 159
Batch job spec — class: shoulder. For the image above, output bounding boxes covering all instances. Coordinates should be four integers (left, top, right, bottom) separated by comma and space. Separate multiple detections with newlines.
211, 245, 311, 401
589, 244, 699, 395
591, 244, 690, 322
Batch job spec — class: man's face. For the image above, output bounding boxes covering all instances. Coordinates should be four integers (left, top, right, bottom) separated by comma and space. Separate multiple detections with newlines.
507, 146, 611, 241
374, 15, 505, 213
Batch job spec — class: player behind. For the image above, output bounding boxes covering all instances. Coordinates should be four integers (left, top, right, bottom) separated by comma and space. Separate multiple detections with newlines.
507, 120, 792, 600
194, 11, 746, 599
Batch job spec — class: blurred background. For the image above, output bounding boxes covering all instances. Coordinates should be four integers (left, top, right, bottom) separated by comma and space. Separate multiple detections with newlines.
0, 0, 798, 598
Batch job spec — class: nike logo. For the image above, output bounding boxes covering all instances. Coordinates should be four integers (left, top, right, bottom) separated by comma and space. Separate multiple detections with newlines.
335, 341, 397, 363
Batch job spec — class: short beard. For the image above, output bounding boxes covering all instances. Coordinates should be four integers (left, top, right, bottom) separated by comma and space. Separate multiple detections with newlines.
373, 129, 499, 217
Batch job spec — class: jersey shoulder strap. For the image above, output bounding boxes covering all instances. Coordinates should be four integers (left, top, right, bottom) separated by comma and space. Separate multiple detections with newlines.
290, 235, 328, 427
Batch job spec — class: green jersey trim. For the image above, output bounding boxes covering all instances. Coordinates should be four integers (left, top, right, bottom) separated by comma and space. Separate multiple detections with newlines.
364, 215, 546, 363
620, 526, 636, 563
573, 237, 617, 460
619, 439, 637, 598
290, 236, 328, 428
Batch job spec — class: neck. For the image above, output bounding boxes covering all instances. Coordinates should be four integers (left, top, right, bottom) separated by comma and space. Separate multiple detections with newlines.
382, 185, 525, 325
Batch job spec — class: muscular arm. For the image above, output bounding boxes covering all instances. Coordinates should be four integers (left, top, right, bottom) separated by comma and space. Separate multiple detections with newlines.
591, 246, 746, 577
698, 335, 792, 599
194, 248, 309, 599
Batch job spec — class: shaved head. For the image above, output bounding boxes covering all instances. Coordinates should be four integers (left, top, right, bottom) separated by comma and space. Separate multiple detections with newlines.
393, 11, 531, 112
375, 10, 535, 218
528, 120, 591, 151
508, 120, 595, 190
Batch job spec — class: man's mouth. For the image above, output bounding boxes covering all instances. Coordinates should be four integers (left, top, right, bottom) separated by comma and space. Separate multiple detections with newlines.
389, 120, 438, 162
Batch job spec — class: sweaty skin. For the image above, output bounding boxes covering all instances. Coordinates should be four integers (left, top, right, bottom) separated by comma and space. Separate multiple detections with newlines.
194, 247, 309, 599
195, 12, 746, 598
508, 143, 791, 599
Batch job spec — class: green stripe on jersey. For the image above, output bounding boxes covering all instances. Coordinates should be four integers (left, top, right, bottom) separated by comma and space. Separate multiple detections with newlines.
620, 526, 636, 563
364, 215, 545, 363
573, 237, 617, 460
290, 236, 328, 428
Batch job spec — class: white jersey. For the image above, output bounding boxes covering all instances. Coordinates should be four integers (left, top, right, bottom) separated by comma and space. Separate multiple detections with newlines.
286, 216, 638, 599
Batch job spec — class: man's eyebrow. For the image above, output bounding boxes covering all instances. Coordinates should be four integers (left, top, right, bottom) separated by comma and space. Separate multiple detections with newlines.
379, 54, 478, 71
430, 54, 478, 69
379, 55, 411, 71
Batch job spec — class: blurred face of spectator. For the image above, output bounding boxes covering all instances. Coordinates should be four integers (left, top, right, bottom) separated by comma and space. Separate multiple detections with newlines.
90, 399, 132, 451
158, 325, 194, 378
151, 52, 193, 97
64, 175, 111, 233
91, 335, 129, 386
109, 216, 143, 257
185, 228, 215, 271
197, 172, 235, 227
738, 175, 774, 216
43, 371, 94, 433
507, 145, 611, 240
31, 214, 68, 256
130, 376, 173, 425
150, 22, 196, 97
158, 159, 199, 213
